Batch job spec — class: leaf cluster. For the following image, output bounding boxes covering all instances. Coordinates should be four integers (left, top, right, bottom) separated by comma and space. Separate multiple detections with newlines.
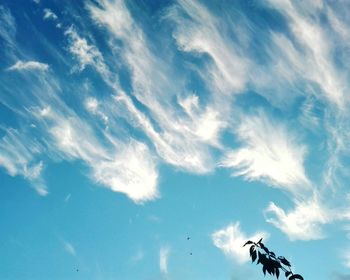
243, 239, 304, 280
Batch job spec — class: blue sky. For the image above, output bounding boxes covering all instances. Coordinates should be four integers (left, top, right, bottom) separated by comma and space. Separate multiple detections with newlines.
1, 0, 350, 279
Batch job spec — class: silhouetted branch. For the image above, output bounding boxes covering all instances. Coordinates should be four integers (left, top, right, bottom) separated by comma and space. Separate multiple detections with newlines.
243, 239, 304, 279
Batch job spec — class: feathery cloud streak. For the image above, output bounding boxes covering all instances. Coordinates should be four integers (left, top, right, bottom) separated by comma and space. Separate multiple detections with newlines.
212, 222, 268, 264
1, 0, 350, 248
87, 0, 224, 173
159, 246, 170, 275
37, 105, 159, 202
220, 112, 310, 194
264, 199, 331, 240
0, 128, 47, 195
7, 60, 49, 71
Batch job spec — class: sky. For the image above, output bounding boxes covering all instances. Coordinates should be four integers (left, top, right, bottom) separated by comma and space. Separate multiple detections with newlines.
1, 0, 350, 279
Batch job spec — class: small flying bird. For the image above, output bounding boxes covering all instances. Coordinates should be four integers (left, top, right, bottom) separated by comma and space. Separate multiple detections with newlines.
187, 237, 190, 240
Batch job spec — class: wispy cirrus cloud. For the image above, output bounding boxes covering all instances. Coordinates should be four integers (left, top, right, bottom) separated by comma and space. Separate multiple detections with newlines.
159, 246, 170, 275
35, 105, 159, 203
220, 111, 310, 194
7, 60, 49, 71
264, 198, 331, 241
43, 8, 58, 21
212, 222, 268, 264
167, 0, 346, 244
1, 0, 350, 253
64, 26, 107, 74
0, 5, 16, 52
266, 0, 348, 108
0, 5, 160, 203
257, 0, 350, 241
87, 0, 224, 173
0, 128, 47, 196
167, 0, 249, 94
63, 240, 76, 256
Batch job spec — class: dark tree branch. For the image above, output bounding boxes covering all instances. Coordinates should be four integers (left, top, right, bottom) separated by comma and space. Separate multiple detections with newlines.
243, 239, 304, 279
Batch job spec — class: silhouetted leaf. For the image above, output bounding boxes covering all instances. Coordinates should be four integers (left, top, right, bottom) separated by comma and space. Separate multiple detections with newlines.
289, 274, 304, 280
278, 256, 291, 266
285, 271, 292, 278
269, 251, 276, 257
260, 243, 270, 254
258, 252, 268, 266
262, 265, 267, 275
258, 238, 263, 244
266, 261, 274, 275
271, 259, 281, 268
251, 250, 257, 262
249, 245, 255, 257
276, 268, 280, 279
243, 240, 253, 247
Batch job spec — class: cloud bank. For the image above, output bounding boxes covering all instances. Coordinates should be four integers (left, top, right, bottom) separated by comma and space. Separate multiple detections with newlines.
1, 0, 350, 249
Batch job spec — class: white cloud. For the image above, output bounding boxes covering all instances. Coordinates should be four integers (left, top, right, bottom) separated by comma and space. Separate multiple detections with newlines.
0, 18, 159, 203
177, 94, 226, 146
85, 97, 98, 114
85, 97, 108, 124
327, 7, 350, 41
264, 198, 331, 241
159, 246, 170, 275
63, 241, 76, 256
91, 140, 159, 202
2, 53, 159, 202
87, 0, 224, 173
43, 8, 58, 21
167, 0, 249, 94
298, 97, 320, 130
255, 1, 350, 206
7, 60, 49, 72
0, 128, 47, 196
220, 112, 310, 194
266, 0, 347, 108
112, 92, 215, 174
64, 26, 107, 74
0, 6, 16, 50
166, 0, 275, 130
38, 108, 159, 203
212, 222, 268, 264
